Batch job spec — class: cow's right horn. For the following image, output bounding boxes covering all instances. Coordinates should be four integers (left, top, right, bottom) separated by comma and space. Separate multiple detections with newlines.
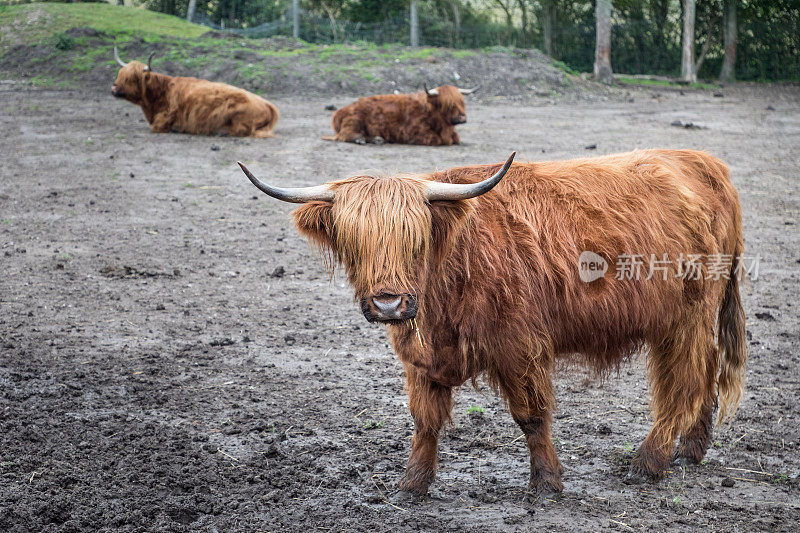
238, 162, 335, 203
114, 46, 128, 68
424, 83, 439, 96
424, 152, 516, 201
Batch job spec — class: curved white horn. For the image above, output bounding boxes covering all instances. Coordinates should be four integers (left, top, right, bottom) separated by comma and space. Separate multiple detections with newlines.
425, 152, 516, 201
458, 86, 479, 95
144, 51, 155, 72
114, 46, 128, 68
238, 162, 335, 203
424, 83, 439, 96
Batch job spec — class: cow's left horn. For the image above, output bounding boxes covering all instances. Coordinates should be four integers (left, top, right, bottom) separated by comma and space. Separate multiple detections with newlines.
424, 83, 439, 96
238, 162, 335, 203
144, 52, 155, 72
114, 46, 128, 68
425, 152, 516, 201
458, 87, 478, 95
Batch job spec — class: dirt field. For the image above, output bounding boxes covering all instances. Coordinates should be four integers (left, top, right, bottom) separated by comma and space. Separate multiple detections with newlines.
1, 84, 799, 532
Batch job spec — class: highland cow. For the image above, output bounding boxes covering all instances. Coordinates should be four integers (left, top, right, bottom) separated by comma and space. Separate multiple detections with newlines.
238, 149, 747, 499
111, 48, 278, 137
322, 84, 475, 145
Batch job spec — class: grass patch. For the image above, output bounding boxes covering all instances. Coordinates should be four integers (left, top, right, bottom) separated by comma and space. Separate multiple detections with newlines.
552, 59, 581, 77
0, 3, 206, 51
466, 405, 485, 415
617, 75, 718, 90
362, 420, 384, 430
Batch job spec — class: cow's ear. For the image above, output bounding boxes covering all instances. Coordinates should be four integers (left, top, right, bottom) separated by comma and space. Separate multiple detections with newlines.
293, 201, 334, 250
429, 199, 475, 264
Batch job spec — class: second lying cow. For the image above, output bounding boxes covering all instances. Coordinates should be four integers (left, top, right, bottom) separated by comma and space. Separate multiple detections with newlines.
323, 85, 475, 146
111, 48, 279, 138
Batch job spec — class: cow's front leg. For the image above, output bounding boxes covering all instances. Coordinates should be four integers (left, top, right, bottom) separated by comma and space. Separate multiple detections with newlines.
498, 365, 563, 500
515, 414, 563, 500
397, 364, 453, 497
150, 112, 173, 133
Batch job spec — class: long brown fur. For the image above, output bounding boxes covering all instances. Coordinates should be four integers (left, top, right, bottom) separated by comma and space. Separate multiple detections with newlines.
291, 149, 747, 495
323, 85, 466, 145
111, 61, 279, 137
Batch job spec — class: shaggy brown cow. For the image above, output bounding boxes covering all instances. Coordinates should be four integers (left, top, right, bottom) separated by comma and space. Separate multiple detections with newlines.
238, 149, 747, 499
322, 84, 474, 145
111, 48, 278, 137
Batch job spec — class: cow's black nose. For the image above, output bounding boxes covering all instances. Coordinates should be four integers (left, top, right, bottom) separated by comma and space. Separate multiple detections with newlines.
361, 293, 418, 322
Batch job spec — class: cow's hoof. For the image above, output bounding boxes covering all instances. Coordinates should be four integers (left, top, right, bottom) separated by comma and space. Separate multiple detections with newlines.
397, 474, 431, 500
371, 136, 385, 145
672, 455, 700, 467
524, 478, 563, 503
393, 488, 427, 503
353, 137, 367, 145
623, 468, 650, 485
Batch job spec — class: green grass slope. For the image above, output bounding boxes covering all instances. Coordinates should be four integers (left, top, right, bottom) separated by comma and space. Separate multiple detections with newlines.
0, 3, 207, 48
0, 3, 591, 99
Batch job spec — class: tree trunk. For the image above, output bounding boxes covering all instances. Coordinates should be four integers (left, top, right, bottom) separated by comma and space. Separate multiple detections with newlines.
693, 14, 719, 76
681, 0, 696, 82
186, 0, 196, 22
594, 0, 613, 84
543, 0, 555, 57
410, 1, 419, 47
518, 0, 529, 48
452, 1, 461, 47
719, 0, 737, 82
293, 0, 300, 39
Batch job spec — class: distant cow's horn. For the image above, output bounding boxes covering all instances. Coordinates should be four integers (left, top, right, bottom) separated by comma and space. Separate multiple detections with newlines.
425, 152, 516, 201
114, 46, 128, 68
424, 83, 439, 96
238, 162, 335, 203
458, 87, 478, 95
144, 52, 155, 72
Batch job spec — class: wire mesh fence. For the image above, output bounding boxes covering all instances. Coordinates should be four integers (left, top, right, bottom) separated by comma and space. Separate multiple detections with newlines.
187, 6, 799, 80
189, 8, 504, 48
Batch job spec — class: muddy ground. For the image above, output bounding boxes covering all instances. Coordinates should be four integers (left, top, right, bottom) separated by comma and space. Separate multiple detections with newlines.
1, 84, 799, 532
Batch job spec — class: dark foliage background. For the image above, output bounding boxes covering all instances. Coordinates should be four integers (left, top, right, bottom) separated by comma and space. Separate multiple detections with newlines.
19, 0, 797, 80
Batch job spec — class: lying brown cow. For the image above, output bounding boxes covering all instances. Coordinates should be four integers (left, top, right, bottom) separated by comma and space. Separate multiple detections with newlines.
238, 149, 747, 498
322, 84, 474, 145
111, 48, 279, 137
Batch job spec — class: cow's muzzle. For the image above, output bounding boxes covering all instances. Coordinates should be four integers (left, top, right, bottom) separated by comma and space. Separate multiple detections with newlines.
452, 114, 467, 125
361, 293, 418, 323
111, 85, 124, 98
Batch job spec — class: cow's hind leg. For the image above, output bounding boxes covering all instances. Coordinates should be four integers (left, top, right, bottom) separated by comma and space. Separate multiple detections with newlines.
495, 362, 563, 500
397, 365, 453, 497
253, 126, 275, 138
335, 116, 367, 144
631, 316, 715, 481
674, 350, 718, 465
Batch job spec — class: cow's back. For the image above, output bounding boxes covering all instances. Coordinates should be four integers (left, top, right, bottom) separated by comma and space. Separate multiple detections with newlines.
168, 77, 277, 135
427, 149, 742, 366
333, 93, 436, 143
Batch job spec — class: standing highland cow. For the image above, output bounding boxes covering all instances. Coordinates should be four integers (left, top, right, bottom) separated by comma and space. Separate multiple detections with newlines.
323, 84, 475, 145
238, 149, 747, 499
111, 48, 279, 137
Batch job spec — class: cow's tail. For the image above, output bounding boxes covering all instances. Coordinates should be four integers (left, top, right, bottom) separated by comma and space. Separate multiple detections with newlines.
715, 237, 747, 425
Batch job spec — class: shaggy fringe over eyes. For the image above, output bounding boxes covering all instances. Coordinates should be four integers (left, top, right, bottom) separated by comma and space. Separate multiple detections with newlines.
293, 175, 435, 297
115, 61, 147, 99
431, 85, 465, 115
330, 175, 432, 295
